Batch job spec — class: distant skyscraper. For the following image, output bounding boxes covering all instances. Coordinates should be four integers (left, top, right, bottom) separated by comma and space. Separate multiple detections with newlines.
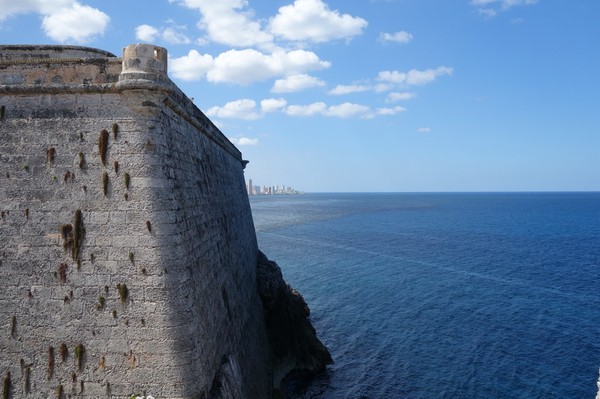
248, 179, 253, 195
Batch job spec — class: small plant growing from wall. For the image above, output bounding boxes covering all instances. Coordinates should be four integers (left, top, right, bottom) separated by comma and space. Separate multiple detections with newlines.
72, 209, 85, 262
112, 123, 119, 140
114, 161, 119, 174
63, 171, 74, 184
46, 147, 56, 164
0, 105, 5, 121
74, 344, 85, 371
129, 252, 134, 263
102, 172, 109, 196
2, 371, 10, 399
124, 173, 131, 190
146, 221, 152, 233
60, 343, 68, 363
56, 384, 64, 399
112, 310, 117, 318
97, 296, 106, 310
78, 152, 86, 169
99, 129, 109, 166
117, 283, 128, 303
24, 208, 29, 219
10, 316, 16, 338
24, 367, 30, 394
48, 346, 55, 379
61, 224, 73, 250
58, 263, 67, 284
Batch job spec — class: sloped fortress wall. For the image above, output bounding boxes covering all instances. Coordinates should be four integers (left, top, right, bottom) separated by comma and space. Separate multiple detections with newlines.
0, 44, 271, 398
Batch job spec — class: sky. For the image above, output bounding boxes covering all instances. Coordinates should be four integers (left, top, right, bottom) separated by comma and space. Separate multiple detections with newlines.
1, 0, 599, 192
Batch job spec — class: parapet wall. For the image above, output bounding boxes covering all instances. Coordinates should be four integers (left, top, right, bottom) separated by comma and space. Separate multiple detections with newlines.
0, 44, 270, 398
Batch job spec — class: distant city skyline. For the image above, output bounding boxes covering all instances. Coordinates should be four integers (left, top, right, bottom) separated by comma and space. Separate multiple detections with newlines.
3, 1, 599, 191
246, 179, 302, 195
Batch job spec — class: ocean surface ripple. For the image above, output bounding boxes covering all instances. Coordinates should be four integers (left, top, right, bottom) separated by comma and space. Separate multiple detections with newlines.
250, 193, 600, 399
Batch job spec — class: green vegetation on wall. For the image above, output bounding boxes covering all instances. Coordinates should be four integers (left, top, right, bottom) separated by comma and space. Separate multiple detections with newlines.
102, 172, 109, 197
74, 344, 85, 371
99, 129, 109, 166
72, 209, 85, 262
2, 372, 10, 399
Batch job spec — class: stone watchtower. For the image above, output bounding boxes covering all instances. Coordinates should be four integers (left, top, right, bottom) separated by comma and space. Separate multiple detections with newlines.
121, 44, 168, 81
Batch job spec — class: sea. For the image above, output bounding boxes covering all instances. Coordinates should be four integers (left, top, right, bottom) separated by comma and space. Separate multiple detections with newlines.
249, 192, 600, 399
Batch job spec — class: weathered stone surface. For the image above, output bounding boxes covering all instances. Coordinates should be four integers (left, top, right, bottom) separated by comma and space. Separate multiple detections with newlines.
0, 43, 329, 399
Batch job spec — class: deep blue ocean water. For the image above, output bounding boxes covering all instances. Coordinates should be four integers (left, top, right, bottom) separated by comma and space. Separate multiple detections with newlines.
250, 192, 600, 399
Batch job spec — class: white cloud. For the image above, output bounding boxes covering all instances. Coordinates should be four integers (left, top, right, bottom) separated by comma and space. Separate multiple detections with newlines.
271, 74, 325, 93
206, 99, 262, 120
261, 98, 288, 113
386, 92, 416, 102
417, 127, 431, 133
500, 0, 539, 9
285, 102, 328, 117
406, 66, 453, 85
206, 48, 330, 85
478, 8, 498, 18
328, 84, 371, 95
285, 102, 374, 118
135, 24, 159, 42
374, 83, 393, 93
470, 0, 539, 17
179, 0, 273, 48
207, 97, 405, 120
324, 102, 372, 118
379, 31, 413, 44
136, 24, 192, 45
170, 50, 214, 81
162, 27, 192, 44
269, 0, 367, 43
41, 3, 110, 43
376, 106, 407, 115
377, 70, 407, 84
0, 0, 109, 42
0, 0, 73, 21
229, 137, 259, 146
378, 67, 453, 86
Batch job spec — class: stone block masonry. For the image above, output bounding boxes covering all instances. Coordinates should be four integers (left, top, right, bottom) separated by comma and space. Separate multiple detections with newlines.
0, 44, 275, 398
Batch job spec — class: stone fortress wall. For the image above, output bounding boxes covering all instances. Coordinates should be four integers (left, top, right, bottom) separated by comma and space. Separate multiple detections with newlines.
0, 44, 274, 398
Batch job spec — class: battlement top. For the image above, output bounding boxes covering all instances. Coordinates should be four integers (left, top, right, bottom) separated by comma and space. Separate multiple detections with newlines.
0, 45, 117, 60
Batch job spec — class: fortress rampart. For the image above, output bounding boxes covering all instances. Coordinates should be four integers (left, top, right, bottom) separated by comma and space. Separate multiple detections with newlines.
0, 44, 330, 398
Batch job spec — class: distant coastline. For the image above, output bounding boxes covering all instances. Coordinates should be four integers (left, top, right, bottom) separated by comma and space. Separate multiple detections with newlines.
246, 179, 303, 195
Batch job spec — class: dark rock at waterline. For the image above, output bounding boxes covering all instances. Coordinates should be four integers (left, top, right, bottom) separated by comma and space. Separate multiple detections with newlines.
256, 251, 333, 391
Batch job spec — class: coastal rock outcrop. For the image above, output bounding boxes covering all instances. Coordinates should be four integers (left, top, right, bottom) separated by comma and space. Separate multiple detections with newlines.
257, 251, 333, 393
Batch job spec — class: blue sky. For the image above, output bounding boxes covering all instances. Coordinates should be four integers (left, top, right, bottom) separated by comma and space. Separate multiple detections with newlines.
1, 0, 599, 192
